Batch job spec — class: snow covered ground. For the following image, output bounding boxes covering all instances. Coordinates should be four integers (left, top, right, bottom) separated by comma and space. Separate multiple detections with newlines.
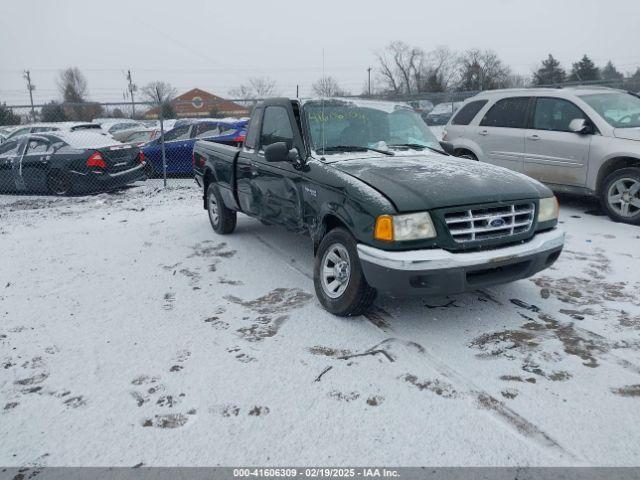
1, 179, 639, 467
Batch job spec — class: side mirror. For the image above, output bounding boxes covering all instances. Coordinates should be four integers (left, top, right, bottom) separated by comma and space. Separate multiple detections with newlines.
264, 141, 299, 164
569, 118, 592, 134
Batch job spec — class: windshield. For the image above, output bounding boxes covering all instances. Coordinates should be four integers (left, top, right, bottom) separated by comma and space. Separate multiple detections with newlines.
303, 100, 441, 155
579, 92, 640, 128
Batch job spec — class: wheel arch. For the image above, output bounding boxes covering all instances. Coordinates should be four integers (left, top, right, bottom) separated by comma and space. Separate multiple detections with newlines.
313, 213, 350, 255
454, 147, 478, 159
596, 156, 640, 194
202, 167, 217, 209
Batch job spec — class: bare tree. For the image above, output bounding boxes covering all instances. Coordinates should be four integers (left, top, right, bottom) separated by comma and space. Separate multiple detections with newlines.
141, 81, 177, 104
376, 41, 425, 94
229, 77, 279, 103
457, 49, 511, 91
57, 67, 88, 103
420, 46, 459, 92
56, 67, 104, 121
505, 73, 531, 88
312, 76, 346, 97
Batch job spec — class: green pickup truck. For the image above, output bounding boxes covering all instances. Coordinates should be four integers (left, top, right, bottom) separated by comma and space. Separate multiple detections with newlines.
193, 98, 564, 316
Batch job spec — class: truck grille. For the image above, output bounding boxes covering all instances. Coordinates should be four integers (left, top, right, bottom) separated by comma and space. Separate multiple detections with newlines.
444, 202, 535, 243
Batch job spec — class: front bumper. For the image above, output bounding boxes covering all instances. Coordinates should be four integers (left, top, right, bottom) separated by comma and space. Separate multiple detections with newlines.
357, 229, 564, 296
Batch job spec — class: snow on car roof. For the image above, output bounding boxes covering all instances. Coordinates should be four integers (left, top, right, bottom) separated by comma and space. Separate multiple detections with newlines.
301, 97, 412, 113
46, 131, 126, 148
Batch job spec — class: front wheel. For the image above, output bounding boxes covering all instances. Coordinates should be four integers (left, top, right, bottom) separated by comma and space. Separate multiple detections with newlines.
599, 167, 640, 225
313, 228, 377, 316
206, 183, 237, 234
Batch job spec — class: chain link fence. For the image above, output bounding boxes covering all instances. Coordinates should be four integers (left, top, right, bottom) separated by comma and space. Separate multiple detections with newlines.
0, 98, 250, 196
1, 77, 638, 197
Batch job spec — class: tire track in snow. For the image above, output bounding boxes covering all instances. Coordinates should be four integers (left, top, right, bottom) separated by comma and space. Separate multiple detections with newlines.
251, 233, 585, 464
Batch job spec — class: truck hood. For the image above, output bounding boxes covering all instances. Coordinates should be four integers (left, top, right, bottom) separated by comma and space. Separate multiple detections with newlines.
613, 128, 640, 142
330, 154, 550, 212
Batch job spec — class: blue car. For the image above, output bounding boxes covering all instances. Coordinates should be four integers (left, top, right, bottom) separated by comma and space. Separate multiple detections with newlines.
143, 119, 247, 175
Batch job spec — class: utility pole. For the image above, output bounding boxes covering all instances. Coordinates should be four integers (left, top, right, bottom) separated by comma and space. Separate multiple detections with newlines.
296, 85, 299, 98
126, 69, 137, 118
367, 67, 372, 96
23, 70, 36, 121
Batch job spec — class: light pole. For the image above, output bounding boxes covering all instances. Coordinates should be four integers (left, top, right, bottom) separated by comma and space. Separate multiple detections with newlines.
23, 70, 36, 121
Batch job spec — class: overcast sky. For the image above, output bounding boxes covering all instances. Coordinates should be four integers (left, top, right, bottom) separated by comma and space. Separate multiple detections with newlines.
1, 0, 639, 105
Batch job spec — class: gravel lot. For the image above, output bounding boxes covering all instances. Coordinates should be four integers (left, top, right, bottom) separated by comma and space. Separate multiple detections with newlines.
1, 179, 639, 467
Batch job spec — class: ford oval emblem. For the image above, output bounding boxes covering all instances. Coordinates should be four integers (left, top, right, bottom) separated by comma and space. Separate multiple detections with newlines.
488, 217, 506, 228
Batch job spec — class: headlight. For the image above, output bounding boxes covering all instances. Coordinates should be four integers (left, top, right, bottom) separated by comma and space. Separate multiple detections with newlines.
538, 196, 559, 222
374, 212, 437, 242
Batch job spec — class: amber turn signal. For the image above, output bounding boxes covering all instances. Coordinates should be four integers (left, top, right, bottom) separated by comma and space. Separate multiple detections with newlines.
374, 215, 394, 242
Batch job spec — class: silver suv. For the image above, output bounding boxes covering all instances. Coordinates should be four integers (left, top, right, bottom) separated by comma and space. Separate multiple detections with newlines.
443, 87, 640, 224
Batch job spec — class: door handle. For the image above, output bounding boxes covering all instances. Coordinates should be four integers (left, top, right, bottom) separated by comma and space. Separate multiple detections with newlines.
529, 134, 541, 141
479, 130, 488, 136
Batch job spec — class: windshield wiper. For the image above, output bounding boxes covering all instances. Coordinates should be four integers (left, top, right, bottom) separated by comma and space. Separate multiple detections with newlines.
389, 143, 449, 156
388, 143, 427, 150
320, 145, 395, 156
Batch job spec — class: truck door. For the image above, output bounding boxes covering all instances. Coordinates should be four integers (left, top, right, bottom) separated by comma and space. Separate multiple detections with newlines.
248, 105, 304, 230
236, 108, 263, 216
524, 97, 591, 187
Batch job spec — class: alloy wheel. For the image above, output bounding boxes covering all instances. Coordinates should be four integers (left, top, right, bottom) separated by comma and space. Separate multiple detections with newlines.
320, 243, 351, 299
608, 177, 640, 218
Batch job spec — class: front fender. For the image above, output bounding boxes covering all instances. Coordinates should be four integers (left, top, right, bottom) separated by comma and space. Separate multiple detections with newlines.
302, 160, 396, 250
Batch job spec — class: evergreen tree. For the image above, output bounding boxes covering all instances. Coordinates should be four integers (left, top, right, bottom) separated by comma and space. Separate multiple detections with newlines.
41, 101, 67, 122
569, 55, 601, 82
533, 54, 566, 86
626, 67, 640, 92
601, 61, 623, 82
0, 103, 21, 126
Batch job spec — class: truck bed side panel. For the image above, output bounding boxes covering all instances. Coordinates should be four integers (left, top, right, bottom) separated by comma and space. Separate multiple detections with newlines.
194, 140, 241, 211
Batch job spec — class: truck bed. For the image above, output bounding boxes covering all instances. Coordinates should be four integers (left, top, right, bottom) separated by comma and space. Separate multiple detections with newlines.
193, 139, 241, 211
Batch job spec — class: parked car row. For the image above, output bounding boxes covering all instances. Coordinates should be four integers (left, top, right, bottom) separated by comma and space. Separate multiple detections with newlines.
443, 86, 640, 224
0, 117, 249, 195
0, 131, 147, 195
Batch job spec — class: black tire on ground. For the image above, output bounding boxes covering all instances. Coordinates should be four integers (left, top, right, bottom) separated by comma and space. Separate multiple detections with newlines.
46, 169, 72, 196
313, 227, 377, 317
599, 167, 640, 225
457, 150, 477, 161
206, 182, 237, 234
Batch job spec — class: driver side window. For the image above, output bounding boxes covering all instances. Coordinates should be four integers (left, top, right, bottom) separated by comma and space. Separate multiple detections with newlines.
533, 98, 587, 132
260, 106, 293, 149
26, 138, 52, 155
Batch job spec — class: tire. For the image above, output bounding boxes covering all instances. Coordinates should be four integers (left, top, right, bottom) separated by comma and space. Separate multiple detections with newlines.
457, 150, 477, 161
206, 182, 237, 234
599, 167, 640, 225
46, 169, 72, 196
313, 227, 377, 316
